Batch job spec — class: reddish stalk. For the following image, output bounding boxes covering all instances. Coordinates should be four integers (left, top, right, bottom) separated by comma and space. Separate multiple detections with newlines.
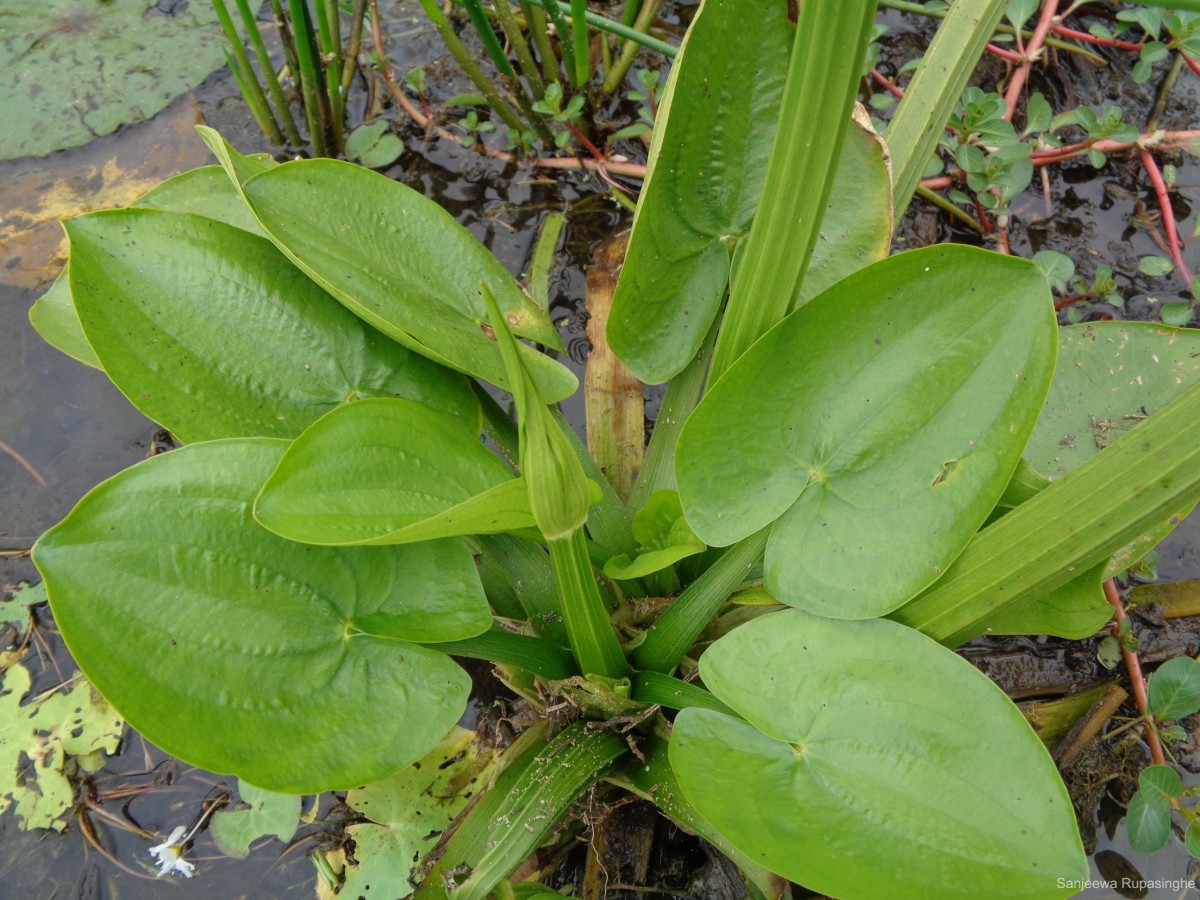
1103, 578, 1166, 766
1053, 293, 1087, 310
987, 42, 1024, 63
1140, 148, 1194, 289
1050, 24, 1142, 52
871, 68, 905, 99
1004, 0, 1061, 121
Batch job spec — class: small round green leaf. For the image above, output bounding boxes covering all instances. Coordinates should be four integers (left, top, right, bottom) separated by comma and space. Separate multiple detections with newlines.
65, 208, 478, 442
255, 399, 533, 545
1137, 764, 1183, 811
345, 121, 405, 168
1185, 820, 1200, 858
1139, 255, 1175, 277
1161, 301, 1194, 327
1148, 657, 1200, 721
676, 245, 1056, 618
33, 439, 486, 792
669, 610, 1086, 898
1125, 790, 1172, 853
1032, 250, 1075, 293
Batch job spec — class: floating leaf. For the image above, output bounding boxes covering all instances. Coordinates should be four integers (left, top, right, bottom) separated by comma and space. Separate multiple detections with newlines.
65, 208, 478, 442
0, 663, 124, 831
345, 121, 404, 169
676, 246, 1055, 618
1136, 764, 1182, 812
1161, 301, 1194, 327
210, 780, 301, 859
1125, 791, 1171, 853
669, 610, 1086, 898
34, 440, 486, 792
0, 0, 227, 159
1139, 255, 1175, 277
339, 727, 500, 898
1032, 249, 1075, 293
1026, 323, 1200, 479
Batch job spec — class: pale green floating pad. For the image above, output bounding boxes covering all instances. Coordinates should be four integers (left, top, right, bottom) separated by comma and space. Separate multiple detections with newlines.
1026, 321, 1200, 480
0, 0, 226, 159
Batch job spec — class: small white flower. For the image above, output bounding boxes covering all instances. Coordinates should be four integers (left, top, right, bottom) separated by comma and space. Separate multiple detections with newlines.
149, 825, 196, 879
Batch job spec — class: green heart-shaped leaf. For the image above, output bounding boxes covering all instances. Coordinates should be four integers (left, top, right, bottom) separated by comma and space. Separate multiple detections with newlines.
33, 439, 486, 793
676, 245, 1055, 618
255, 398, 535, 545
64, 208, 477, 443
199, 132, 575, 403
669, 609, 1086, 898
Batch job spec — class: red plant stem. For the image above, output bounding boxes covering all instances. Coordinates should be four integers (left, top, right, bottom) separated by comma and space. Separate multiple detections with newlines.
563, 121, 607, 162
1140, 148, 1194, 289
871, 68, 905, 99
1104, 579, 1166, 765
987, 42, 1024, 63
1051, 23, 1143, 52
1004, 0, 1061, 121
1053, 293, 1086, 310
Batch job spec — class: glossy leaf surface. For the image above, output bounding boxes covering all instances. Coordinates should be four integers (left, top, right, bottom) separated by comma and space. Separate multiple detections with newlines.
669, 610, 1086, 898
33, 440, 485, 793
65, 208, 477, 442
606, 0, 789, 384
676, 246, 1055, 618
255, 399, 535, 545
219, 149, 575, 402
29, 163, 270, 370
27, 265, 99, 370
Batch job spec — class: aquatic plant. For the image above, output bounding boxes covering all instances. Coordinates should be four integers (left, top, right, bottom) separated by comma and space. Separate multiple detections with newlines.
27, 0, 1200, 895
